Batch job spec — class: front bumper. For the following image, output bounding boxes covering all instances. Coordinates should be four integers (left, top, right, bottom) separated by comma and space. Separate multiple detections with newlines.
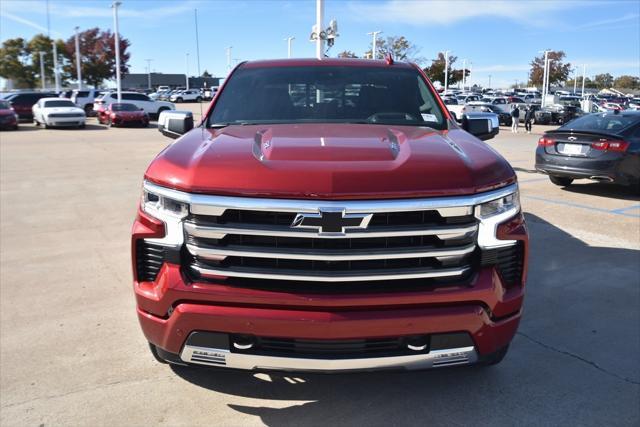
45, 117, 85, 127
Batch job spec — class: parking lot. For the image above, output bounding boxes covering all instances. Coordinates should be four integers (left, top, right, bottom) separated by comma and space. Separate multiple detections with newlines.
1, 104, 638, 426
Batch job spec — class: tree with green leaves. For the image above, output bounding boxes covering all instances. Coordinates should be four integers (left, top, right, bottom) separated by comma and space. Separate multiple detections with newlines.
364, 36, 422, 63
613, 75, 639, 90
423, 52, 468, 86
529, 51, 571, 87
0, 38, 35, 88
592, 73, 614, 89
337, 50, 358, 58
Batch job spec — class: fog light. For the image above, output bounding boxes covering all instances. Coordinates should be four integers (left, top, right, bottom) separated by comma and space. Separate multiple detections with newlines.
406, 335, 428, 351
233, 335, 256, 350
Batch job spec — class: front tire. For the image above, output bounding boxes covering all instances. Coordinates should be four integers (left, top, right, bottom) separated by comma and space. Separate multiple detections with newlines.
549, 175, 573, 186
156, 107, 169, 119
196, 96, 202, 103
176, 97, 183, 103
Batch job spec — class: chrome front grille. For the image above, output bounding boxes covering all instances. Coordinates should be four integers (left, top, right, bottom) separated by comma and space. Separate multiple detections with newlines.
183, 206, 478, 284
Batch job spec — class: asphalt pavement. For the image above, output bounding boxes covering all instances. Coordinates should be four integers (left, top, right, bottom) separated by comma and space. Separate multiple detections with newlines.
1, 108, 638, 426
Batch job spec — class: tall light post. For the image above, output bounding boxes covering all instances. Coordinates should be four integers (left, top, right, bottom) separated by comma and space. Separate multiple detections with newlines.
581, 64, 586, 96
488, 74, 492, 89
315, 0, 324, 59
52, 42, 60, 92
539, 49, 550, 107
226, 46, 232, 72
285, 36, 295, 58
461, 59, 466, 90
185, 53, 190, 90
145, 58, 153, 90
443, 50, 450, 93
39, 51, 46, 90
367, 30, 382, 60
573, 68, 577, 94
112, 1, 122, 102
74, 27, 82, 90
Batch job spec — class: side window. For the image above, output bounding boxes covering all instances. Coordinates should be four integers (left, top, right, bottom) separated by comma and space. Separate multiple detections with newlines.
132, 94, 150, 101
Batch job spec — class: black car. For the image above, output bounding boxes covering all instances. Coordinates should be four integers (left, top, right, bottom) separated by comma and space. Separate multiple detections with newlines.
473, 104, 512, 126
534, 104, 583, 125
535, 111, 640, 189
5, 92, 58, 120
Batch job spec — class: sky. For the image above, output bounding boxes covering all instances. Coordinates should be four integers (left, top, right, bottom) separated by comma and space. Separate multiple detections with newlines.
1, 0, 639, 89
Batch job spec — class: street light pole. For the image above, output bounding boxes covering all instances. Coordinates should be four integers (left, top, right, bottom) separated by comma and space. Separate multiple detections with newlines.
316, 0, 324, 59
581, 64, 586, 96
573, 68, 577, 94
443, 50, 450, 93
367, 31, 382, 59
112, 1, 122, 102
285, 36, 295, 58
145, 58, 153, 90
488, 74, 492, 89
226, 46, 232, 72
540, 49, 550, 107
74, 27, 82, 90
468, 62, 473, 89
461, 59, 466, 90
39, 51, 46, 90
185, 54, 189, 90
52, 41, 60, 92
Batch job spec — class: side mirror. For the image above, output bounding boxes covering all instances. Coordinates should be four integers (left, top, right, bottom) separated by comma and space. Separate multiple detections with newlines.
461, 112, 499, 141
158, 110, 194, 139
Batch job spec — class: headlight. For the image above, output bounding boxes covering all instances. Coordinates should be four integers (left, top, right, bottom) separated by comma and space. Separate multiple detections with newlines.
476, 190, 520, 219
142, 187, 188, 219
141, 184, 189, 246
475, 187, 520, 249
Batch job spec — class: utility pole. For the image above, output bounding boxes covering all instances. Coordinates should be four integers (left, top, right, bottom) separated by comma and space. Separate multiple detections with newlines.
573, 68, 577, 94
185, 54, 189, 90
443, 50, 450, 93
74, 27, 82, 90
52, 42, 60, 92
540, 49, 550, 107
316, 0, 324, 59
367, 31, 382, 60
581, 64, 586, 96
461, 59, 466, 90
194, 9, 201, 77
39, 51, 46, 90
145, 58, 153, 90
112, 1, 122, 102
226, 46, 232, 72
285, 36, 295, 58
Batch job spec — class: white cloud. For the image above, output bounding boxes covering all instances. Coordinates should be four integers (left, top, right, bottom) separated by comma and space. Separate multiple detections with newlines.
348, 0, 574, 26
1, 11, 61, 36
573, 12, 639, 30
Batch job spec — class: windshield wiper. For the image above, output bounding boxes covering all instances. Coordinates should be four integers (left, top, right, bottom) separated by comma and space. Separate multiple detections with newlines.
210, 122, 254, 128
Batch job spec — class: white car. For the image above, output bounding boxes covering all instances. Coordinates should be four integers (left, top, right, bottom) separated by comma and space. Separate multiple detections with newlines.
71, 89, 105, 115
94, 91, 175, 118
32, 98, 86, 129
169, 89, 203, 103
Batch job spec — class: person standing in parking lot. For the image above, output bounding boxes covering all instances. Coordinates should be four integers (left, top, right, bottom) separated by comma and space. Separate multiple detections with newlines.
510, 104, 520, 133
524, 106, 534, 134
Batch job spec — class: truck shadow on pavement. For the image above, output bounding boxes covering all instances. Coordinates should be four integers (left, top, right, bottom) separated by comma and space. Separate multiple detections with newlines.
171, 213, 640, 426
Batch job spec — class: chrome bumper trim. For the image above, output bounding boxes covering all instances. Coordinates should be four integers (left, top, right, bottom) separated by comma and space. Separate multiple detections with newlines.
190, 264, 470, 282
180, 345, 478, 371
186, 242, 476, 261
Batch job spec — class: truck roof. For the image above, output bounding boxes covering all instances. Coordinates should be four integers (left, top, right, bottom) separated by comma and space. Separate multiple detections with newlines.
240, 58, 416, 69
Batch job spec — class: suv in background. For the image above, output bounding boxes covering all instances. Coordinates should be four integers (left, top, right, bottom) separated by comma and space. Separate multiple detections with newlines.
169, 89, 203, 103
94, 92, 175, 118
134, 58, 526, 373
71, 89, 104, 115
5, 92, 58, 121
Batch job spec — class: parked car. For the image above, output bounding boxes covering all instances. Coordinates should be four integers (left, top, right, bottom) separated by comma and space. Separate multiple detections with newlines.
203, 87, 219, 100
134, 58, 524, 372
170, 89, 203, 103
59, 90, 73, 98
71, 89, 104, 115
32, 98, 86, 128
94, 91, 175, 118
97, 102, 150, 127
4, 92, 58, 121
536, 110, 640, 189
0, 99, 19, 130
534, 104, 583, 125
466, 102, 513, 125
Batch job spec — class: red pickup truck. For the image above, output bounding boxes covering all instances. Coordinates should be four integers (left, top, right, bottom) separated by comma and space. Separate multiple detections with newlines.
133, 58, 528, 372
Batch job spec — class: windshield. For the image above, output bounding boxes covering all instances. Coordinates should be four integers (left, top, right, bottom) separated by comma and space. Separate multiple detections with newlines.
0, 100, 10, 109
44, 100, 76, 108
209, 66, 446, 129
112, 103, 139, 111
561, 113, 639, 133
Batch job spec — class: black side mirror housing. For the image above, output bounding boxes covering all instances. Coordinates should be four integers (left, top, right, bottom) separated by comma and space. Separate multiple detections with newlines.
461, 112, 499, 141
158, 110, 194, 139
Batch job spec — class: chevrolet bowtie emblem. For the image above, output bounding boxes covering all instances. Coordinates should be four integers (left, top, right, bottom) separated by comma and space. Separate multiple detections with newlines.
291, 209, 373, 235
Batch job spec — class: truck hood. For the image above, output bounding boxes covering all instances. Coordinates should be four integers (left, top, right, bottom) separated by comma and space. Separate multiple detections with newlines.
145, 123, 515, 199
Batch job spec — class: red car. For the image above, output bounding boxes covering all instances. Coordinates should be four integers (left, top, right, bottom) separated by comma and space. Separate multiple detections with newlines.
98, 102, 149, 127
132, 58, 528, 372
0, 100, 19, 130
